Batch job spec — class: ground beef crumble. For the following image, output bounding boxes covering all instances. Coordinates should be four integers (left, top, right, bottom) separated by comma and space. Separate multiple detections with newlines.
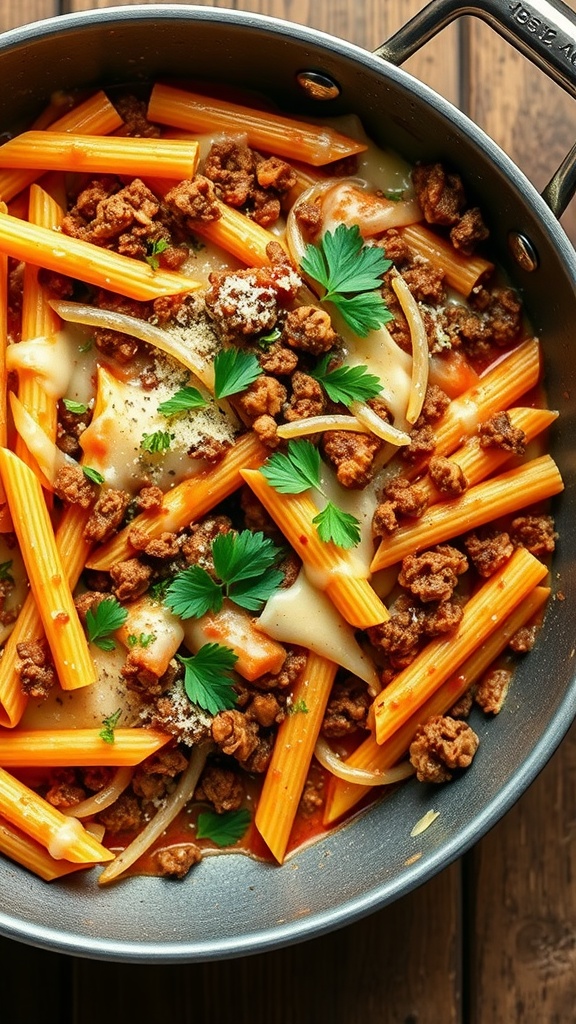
409, 715, 480, 783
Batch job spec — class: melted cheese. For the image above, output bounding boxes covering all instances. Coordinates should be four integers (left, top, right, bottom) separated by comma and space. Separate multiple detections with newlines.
47, 817, 87, 861
258, 570, 379, 689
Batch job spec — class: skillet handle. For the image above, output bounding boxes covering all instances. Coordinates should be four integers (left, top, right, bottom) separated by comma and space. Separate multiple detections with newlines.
375, 0, 576, 217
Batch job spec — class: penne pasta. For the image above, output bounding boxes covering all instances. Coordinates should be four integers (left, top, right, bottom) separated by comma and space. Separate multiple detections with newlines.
0, 131, 200, 181
400, 223, 494, 294
0, 211, 201, 301
0, 817, 89, 880
256, 652, 337, 863
148, 83, 368, 165
371, 455, 563, 572
324, 585, 550, 823
0, 728, 171, 767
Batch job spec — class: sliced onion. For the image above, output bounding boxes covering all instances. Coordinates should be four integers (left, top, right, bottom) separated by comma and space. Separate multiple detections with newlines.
63, 767, 134, 820
314, 736, 415, 786
50, 299, 214, 391
9, 391, 78, 488
276, 414, 371, 439
391, 273, 429, 425
349, 401, 411, 446
98, 743, 210, 884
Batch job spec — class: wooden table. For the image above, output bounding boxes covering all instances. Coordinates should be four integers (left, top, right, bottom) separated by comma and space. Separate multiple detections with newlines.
1, 0, 575, 1021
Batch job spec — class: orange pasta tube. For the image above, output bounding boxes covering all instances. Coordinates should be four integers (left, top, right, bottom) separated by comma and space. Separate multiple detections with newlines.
0, 205, 9, 532
148, 84, 367, 166
0, 91, 123, 203
372, 547, 548, 745
256, 651, 337, 863
400, 223, 494, 294
87, 432, 268, 570
241, 468, 389, 629
0, 767, 113, 863
324, 584, 550, 823
0, 817, 89, 880
0, 501, 95, 727
0, 449, 97, 692
0, 728, 171, 767
371, 454, 563, 572
408, 406, 558, 508
193, 199, 287, 267
0, 211, 200, 302
0, 131, 200, 180
15, 184, 63, 473
183, 600, 287, 682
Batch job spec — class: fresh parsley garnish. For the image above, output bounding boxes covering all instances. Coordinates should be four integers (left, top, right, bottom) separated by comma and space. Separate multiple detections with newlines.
287, 699, 309, 715
127, 632, 156, 648
158, 386, 208, 416
164, 530, 284, 618
149, 578, 171, 601
85, 597, 128, 651
257, 326, 282, 349
385, 187, 406, 202
99, 708, 122, 744
0, 560, 13, 584
141, 430, 173, 454
261, 439, 361, 549
196, 808, 251, 847
177, 642, 238, 715
145, 237, 170, 270
300, 223, 393, 336
213, 347, 263, 399
62, 398, 88, 415
310, 355, 382, 406
82, 466, 104, 485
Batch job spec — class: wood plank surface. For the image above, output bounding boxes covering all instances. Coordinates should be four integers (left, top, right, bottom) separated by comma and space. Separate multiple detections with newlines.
0, 2, 574, 1023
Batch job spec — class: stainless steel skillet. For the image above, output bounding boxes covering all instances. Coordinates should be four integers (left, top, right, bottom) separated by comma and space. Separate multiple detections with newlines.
0, 0, 574, 962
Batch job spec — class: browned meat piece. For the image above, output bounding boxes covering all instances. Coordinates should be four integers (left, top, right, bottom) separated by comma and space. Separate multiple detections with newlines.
372, 501, 399, 536
57, 398, 92, 459
195, 765, 245, 813
421, 600, 464, 637
465, 531, 514, 577
409, 714, 479, 782
139, 531, 180, 560
74, 590, 108, 624
412, 163, 466, 226
450, 207, 489, 254
211, 709, 260, 762
282, 305, 337, 355
368, 599, 424, 662
418, 384, 451, 425
248, 692, 284, 727
402, 263, 446, 304
400, 424, 437, 464
428, 456, 468, 497
181, 515, 233, 575
45, 780, 86, 809
252, 414, 280, 449
136, 485, 164, 513
54, 463, 96, 509
63, 178, 160, 246
204, 140, 256, 206
132, 748, 188, 801
284, 371, 326, 421
475, 667, 512, 714
109, 558, 152, 602
509, 625, 538, 653
470, 286, 523, 347
299, 770, 325, 815
258, 340, 299, 376
16, 639, 56, 699
114, 94, 161, 137
163, 175, 221, 224
383, 476, 429, 517
152, 844, 202, 878
322, 677, 371, 738
256, 155, 297, 194
510, 514, 557, 558
478, 410, 526, 454
205, 268, 280, 340
98, 793, 144, 833
399, 544, 468, 603
322, 430, 383, 489
236, 375, 287, 419
84, 488, 131, 544
295, 200, 322, 240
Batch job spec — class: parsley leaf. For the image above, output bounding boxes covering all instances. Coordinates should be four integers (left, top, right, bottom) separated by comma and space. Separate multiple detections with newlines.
165, 564, 224, 619
300, 223, 393, 336
287, 699, 309, 715
145, 237, 170, 270
213, 347, 262, 399
99, 708, 122, 744
85, 597, 128, 651
196, 808, 251, 847
165, 530, 284, 618
261, 439, 361, 549
62, 398, 88, 415
0, 560, 13, 584
313, 503, 362, 548
158, 386, 208, 416
82, 466, 104, 485
141, 430, 173, 454
177, 643, 238, 715
310, 355, 382, 406
127, 632, 156, 648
